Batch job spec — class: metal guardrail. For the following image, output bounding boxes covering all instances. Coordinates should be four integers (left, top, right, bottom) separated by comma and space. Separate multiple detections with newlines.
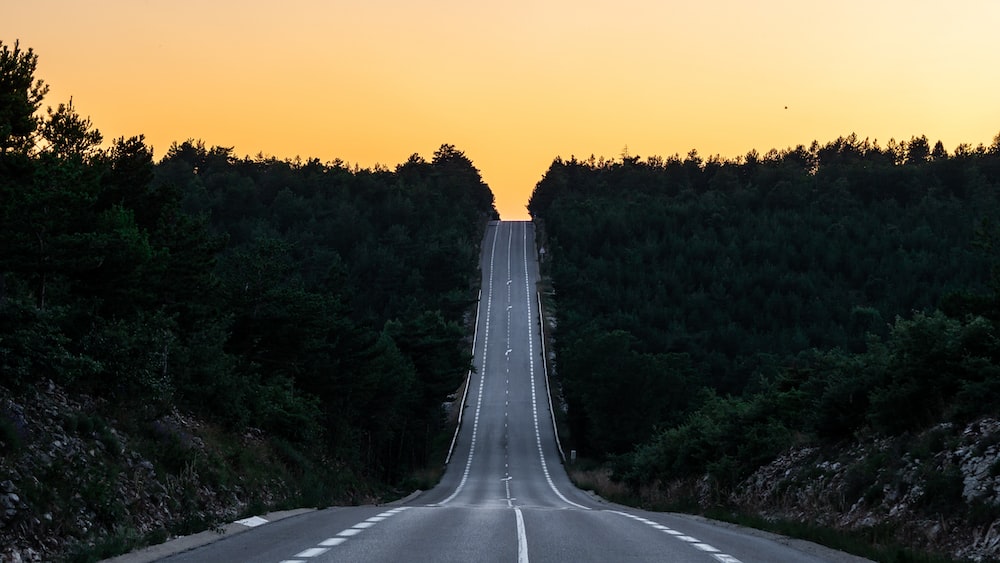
444, 289, 481, 466
446, 287, 565, 466
537, 291, 566, 463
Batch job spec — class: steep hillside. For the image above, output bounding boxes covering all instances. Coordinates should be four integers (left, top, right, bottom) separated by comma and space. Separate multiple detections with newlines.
531, 134, 1000, 560
1, 381, 304, 562
731, 419, 1000, 561
1, 41, 497, 561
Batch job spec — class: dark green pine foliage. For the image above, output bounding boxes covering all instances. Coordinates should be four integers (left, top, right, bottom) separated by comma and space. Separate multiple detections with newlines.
1, 38, 497, 490
153, 139, 496, 481
529, 134, 1000, 486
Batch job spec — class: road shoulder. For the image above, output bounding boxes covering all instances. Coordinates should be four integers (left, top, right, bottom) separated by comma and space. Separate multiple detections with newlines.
101, 508, 315, 563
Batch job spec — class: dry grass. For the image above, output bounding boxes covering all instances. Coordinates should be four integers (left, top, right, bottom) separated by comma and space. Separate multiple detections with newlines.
402, 463, 445, 492
567, 465, 633, 503
568, 464, 705, 512
447, 376, 470, 425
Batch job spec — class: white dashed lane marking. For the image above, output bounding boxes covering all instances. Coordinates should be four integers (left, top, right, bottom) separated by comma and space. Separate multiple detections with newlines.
318, 537, 346, 546
276, 223, 740, 563
609, 510, 743, 563
293, 547, 328, 558
277, 507, 411, 562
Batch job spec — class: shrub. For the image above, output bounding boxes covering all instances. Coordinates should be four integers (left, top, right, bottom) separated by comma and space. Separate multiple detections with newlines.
918, 466, 964, 517
869, 313, 1000, 434
79, 313, 177, 409
620, 391, 796, 491
0, 411, 24, 453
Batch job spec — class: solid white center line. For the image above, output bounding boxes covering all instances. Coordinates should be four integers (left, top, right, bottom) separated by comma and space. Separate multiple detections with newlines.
515, 507, 529, 563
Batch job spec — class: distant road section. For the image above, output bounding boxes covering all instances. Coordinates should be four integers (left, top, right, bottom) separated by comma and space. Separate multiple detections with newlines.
158, 221, 869, 563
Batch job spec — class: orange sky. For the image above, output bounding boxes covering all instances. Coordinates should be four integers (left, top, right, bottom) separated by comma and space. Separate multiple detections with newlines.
8, 1, 1000, 219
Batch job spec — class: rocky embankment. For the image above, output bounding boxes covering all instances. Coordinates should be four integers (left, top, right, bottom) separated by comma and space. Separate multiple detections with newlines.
731, 419, 1000, 562
6, 378, 1000, 562
0, 381, 293, 562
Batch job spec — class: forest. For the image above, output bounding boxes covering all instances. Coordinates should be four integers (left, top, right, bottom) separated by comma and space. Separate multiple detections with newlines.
529, 134, 1000, 488
0, 37, 497, 506
6, 35, 1000, 560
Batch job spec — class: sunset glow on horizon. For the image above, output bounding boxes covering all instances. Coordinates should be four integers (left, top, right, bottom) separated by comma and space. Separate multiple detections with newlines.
8, 0, 1000, 219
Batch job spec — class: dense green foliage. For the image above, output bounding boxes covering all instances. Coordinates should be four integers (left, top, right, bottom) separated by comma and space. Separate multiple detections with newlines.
1, 39, 496, 494
151, 140, 495, 479
529, 134, 1000, 488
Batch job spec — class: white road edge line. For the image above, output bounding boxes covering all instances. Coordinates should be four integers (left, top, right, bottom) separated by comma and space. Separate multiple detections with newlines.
607, 510, 743, 563
521, 223, 590, 511
293, 547, 328, 557
276, 507, 410, 562
318, 538, 346, 546
515, 507, 529, 563
444, 287, 479, 466
438, 223, 500, 505
537, 290, 565, 462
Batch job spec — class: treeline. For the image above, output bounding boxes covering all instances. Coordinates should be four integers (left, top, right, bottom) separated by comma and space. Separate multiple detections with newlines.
0, 40, 496, 491
529, 133, 1000, 486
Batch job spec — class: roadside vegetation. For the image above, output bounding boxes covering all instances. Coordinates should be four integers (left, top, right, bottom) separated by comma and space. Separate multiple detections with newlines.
0, 40, 496, 560
531, 135, 1000, 560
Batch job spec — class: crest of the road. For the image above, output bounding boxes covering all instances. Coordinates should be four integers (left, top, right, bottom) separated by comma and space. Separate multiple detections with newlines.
152, 222, 870, 563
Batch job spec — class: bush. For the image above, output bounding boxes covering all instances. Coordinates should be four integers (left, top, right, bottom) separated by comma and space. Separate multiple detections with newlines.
0, 299, 101, 388
64, 526, 143, 563
62, 412, 121, 458
842, 452, 889, 510
621, 390, 796, 490
79, 312, 177, 409
869, 313, 999, 434
918, 465, 964, 517
0, 411, 24, 454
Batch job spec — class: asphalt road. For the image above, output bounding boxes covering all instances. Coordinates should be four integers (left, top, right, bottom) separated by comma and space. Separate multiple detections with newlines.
156, 221, 869, 563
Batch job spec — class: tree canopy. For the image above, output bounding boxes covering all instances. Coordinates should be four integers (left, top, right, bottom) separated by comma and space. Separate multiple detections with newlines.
1, 39, 498, 491
529, 134, 1000, 481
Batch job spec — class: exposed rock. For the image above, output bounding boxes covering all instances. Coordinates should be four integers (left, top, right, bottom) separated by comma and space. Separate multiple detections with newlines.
0, 381, 295, 562
729, 419, 1000, 562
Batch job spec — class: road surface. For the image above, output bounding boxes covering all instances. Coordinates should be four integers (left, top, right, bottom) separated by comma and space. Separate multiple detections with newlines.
159, 221, 867, 563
